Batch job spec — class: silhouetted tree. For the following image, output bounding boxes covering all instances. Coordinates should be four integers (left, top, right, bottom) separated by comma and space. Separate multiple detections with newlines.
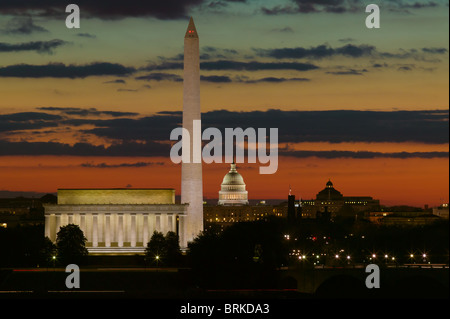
56, 224, 88, 265
145, 231, 182, 266
146, 231, 165, 263
187, 219, 287, 289
165, 231, 182, 266
40, 236, 57, 266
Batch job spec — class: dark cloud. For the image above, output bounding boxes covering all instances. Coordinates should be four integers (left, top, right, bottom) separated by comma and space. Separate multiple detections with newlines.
0, 0, 206, 20
0, 140, 171, 157
0, 109, 447, 157
0, 39, 67, 54
255, 44, 447, 64
143, 60, 319, 72
76, 33, 97, 39
117, 88, 139, 92
0, 112, 61, 133
200, 60, 319, 71
0, 140, 446, 159
0, 62, 135, 78
398, 66, 413, 71
422, 47, 448, 54
81, 161, 165, 168
241, 76, 310, 83
261, 0, 360, 14
103, 79, 127, 84
279, 150, 449, 159
1, 16, 48, 34
372, 63, 388, 68
199, 109, 449, 144
37, 107, 139, 117
262, 0, 442, 15
141, 62, 183, 71
338, 38, 355, 43
200, 75, 232, 82
326, 68, 368, 75
135, 72, 182, 82
255, 44, 376, 59
270, 26, 294, 33
135, 73, 310, 83
403, 1, 438, 9
70, 109, 449, 145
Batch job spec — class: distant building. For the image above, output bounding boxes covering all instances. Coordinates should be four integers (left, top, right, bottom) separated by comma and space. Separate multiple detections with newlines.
365, 203, 448, 225
44, 189, 187, 254
299, 180, 380, 219
218, 162, 249, 206
433, 203, 449, 219
204, 163, 285, 231
378, 211, 442, 226
0, 196, 52, 228
204, 204, 278, 231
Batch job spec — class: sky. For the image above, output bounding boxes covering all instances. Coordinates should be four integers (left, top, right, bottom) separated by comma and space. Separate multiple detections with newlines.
0, 0, 448, 207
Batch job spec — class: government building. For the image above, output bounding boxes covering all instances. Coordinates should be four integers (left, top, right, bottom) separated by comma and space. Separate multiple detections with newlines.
44, 189, 187, 254
297, 180, 381, 219
204, 163, 286, 232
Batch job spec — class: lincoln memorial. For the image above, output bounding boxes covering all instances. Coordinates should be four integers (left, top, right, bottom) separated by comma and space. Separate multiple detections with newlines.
44, 189, 188, 254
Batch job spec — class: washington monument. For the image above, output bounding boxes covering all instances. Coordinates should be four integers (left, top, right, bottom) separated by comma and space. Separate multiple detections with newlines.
181, 17, 203, 248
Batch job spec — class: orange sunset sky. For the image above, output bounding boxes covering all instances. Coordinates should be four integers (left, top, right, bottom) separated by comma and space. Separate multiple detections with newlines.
0, 0, 448, 207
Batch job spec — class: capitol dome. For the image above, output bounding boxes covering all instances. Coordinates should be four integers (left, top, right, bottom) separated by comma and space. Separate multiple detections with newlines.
218, 162, 249, 206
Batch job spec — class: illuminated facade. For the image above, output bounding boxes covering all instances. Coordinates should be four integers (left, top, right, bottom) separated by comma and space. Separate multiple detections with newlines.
205, 163, 286, 231
299, 180, 380, 219
44, 189, 187, 254
218, 162, 249, 206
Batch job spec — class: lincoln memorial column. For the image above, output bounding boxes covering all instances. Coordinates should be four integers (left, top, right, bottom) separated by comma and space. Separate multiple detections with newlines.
155, 214, 161, 232
167, 214, 174, 233
161, 213, 167, 234
105, 213, 111, 247
68, 213, 73, 224
80, 213, 86, 236
118, 213, 124, 247
130, 213, 137, 247
143, 213, 149, 246
149, 213, 155, 235
92, 213, 98, 247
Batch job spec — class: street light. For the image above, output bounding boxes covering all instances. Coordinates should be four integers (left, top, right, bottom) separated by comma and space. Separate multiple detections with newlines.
52, 255, 56, 271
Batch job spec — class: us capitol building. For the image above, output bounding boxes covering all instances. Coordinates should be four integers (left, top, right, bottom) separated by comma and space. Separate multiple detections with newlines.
217, 162, 249, 206
204, 163, 282, 231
